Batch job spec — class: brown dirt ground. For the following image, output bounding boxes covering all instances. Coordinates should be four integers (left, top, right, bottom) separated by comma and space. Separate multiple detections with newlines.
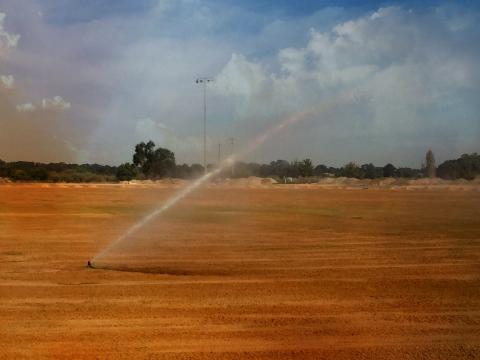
1, 183, 479, 359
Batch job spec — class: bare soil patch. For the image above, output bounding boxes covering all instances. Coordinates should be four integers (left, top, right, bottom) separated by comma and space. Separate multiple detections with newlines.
1, 184, 479, 359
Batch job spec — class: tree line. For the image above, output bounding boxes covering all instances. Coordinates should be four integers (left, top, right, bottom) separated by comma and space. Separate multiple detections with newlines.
0, 161, 117, 182
1, 141, 479, 182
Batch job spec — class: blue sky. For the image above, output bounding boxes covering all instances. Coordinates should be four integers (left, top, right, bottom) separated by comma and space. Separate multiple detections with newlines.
40, 0, 480, 22
0, 0, 479, 166
40, 0, 480, 21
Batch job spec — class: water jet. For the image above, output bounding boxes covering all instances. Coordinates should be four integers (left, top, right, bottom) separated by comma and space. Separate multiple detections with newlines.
91, 93, 351, 270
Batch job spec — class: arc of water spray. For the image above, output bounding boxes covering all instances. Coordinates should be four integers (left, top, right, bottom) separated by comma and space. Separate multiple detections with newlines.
92, 168, 222, 264
91, 92, 352, 265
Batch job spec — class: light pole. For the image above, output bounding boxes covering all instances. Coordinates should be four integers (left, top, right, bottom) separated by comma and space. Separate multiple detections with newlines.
195, 77, 214, 175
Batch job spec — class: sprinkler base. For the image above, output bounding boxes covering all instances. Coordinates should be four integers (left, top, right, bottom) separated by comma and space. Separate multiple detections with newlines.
87, 260, 95, 269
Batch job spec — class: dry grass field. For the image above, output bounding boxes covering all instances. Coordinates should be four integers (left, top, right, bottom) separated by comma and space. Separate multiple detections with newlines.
1, 183, 479, 359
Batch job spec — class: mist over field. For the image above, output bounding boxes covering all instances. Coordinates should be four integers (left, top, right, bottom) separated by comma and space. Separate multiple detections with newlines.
0, 0, 479, 166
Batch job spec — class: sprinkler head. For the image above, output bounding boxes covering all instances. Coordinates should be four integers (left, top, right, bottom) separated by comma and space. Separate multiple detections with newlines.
87, 260, 94, 269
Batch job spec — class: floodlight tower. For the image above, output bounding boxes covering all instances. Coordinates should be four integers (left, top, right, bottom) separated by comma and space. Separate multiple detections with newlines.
195, 77, 214, 175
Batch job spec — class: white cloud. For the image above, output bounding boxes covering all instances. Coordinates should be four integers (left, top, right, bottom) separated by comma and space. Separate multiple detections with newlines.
0, 2, 478, 166
0, 12, 19, 54
0, 74, 14, 89
213, 6, 480, 165
16, 102, 36, 112
17, 97, 72, 113
135, 118, 168, 142
215, 53, 269, 97
41, 96, 71, 111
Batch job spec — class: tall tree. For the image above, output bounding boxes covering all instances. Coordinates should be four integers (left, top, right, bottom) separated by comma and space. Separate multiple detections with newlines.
150, 147, 175, 178
132, 141, 175, 179
426, 149, 436, 178
298, 158, 314, 177
383, 163, 397, 177
133, 140, 156, 174
342, 162, 363, 178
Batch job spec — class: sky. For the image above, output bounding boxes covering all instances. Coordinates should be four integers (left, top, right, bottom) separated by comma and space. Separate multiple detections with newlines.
0, 0, 478, 167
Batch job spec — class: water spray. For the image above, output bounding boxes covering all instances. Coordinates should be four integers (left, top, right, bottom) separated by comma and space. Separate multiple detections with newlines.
90, 92, 353, 269
91, 166, 223, 267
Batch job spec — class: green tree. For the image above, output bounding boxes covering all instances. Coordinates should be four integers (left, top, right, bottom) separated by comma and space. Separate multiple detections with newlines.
116, 163, 137, 181
269, 160, 290, 178
132, 141, 175, 179
289, 161, 301, 178
133, 140, 155, 174
149, 147, 175, 178
396, 167, 420, 178
383, 163, 396, 177
342, 162, 362, 178
313, 164, 328, 176
361, 163, 382, 179
175, 164, 191, 179
298, 158, 314, 177
437, 153, 480, 180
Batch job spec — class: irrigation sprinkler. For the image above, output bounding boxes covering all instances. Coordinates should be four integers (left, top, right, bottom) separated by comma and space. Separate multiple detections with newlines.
90, 91, 354, 271
195, 77, 214, 175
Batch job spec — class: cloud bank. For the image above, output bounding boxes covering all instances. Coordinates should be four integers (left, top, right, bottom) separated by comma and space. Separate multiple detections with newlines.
0, 2, 478, 166
214, 6, 480, 165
